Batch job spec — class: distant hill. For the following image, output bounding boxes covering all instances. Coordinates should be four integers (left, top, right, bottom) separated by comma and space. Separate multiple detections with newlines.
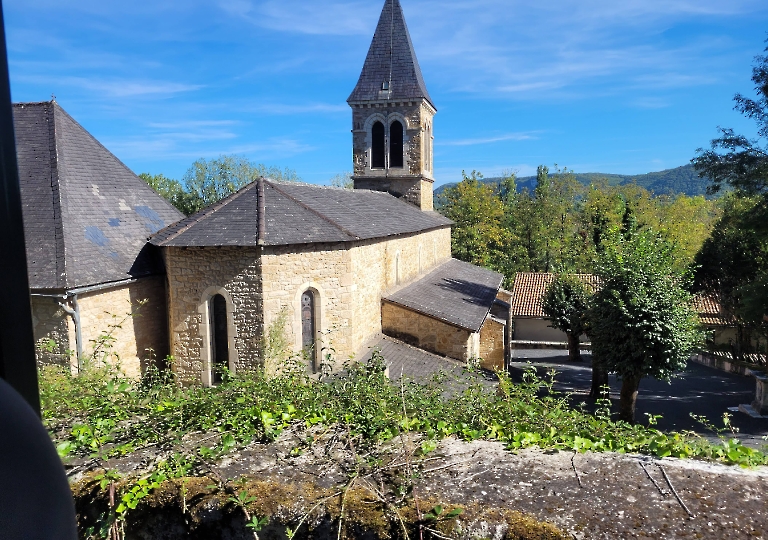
434, 164, 711, 204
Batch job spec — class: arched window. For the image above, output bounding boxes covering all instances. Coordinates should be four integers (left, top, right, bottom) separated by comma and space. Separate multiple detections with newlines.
371, 121, 385, 169
389, 120, 404, 168
301, 290, 317, 371
209, 294, 229, 383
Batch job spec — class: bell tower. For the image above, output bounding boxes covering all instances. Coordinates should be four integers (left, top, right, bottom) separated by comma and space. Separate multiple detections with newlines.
347, 0, 436, 211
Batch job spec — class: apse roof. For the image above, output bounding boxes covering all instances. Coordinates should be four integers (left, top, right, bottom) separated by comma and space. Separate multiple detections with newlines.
150, 179, 452, 248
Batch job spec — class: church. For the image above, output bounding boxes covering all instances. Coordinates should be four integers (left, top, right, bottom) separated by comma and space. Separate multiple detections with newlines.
18, 0, 510, 385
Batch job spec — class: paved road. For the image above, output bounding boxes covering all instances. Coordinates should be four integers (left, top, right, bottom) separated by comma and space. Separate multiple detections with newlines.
509, 348, 768, 449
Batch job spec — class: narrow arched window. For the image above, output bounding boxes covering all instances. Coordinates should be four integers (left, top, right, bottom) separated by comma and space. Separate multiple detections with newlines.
371, 121, 385, 169
390, 120, 404, 168
210, 294, 229, 383
301, 290, 316, 370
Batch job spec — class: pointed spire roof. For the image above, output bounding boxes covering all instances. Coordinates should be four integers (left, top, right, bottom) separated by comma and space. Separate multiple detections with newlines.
348, 0, 434, 108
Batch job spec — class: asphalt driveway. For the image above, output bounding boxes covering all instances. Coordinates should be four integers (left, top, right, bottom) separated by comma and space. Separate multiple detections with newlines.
509, 348, 768, 449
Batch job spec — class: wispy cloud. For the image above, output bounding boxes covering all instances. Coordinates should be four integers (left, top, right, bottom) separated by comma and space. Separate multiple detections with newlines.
245, 102, 348, 115
440, 133, 538, 147
14, 74, 202, 98
218, 0, 378, 36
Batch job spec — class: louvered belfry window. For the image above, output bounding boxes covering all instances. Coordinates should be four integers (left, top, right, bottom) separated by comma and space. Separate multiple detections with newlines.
390, 120, 404, 168
371, 121, 385, 168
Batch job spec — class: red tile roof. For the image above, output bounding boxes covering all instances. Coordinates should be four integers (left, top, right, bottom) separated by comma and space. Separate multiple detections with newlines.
509, 272, 600, 318
692, 294, 735, 327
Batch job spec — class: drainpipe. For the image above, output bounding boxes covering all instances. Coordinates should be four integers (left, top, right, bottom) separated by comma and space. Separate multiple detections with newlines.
57, 295, 82, 371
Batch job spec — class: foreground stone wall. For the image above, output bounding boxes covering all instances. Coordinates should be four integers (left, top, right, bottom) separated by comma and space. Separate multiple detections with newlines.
479, 317, 505, 370
77, 276, 169, 379
31, 295, 72, 367
381, 302, 474, 360
164, 247, 263, 385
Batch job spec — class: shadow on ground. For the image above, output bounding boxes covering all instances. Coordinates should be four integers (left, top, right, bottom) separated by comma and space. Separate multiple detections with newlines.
509, 349, 768, 449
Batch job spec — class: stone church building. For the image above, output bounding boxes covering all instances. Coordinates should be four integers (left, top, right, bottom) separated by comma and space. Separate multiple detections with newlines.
20, 0, 509, 384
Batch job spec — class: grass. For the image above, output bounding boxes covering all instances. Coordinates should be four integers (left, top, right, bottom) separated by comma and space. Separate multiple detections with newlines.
42, 352, 768, 467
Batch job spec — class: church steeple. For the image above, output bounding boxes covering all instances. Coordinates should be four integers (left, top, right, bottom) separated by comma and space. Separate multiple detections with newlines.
347, 0, 434, 108
348, 0, 436, 211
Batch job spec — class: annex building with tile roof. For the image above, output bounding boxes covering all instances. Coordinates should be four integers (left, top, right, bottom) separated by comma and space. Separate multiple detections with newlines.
18, 0, 510, 385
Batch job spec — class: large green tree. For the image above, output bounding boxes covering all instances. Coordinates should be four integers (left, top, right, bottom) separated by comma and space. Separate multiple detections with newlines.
692, 39, 768, 342
140, 173, 197, 215
183, 155, 300, 214
589, 229, 703, 423
141, 155, 301, 216
692, 40, 768, 197
440, 170, 508, 269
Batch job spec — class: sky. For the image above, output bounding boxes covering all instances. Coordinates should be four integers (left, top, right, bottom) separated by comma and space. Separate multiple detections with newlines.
5, 0, 768, 187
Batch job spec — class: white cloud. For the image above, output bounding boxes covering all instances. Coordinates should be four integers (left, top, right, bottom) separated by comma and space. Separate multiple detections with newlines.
440, 132, 537, 146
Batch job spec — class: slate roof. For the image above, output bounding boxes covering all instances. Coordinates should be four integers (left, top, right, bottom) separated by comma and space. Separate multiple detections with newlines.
510, 272, 600, 318
347, 0, 434, 108
150, 179, 452, 247
14, 101, 184, 290
383, 258, 504, 332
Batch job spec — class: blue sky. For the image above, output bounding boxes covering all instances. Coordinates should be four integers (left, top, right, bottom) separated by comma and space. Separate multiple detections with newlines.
5, 0, 768, 186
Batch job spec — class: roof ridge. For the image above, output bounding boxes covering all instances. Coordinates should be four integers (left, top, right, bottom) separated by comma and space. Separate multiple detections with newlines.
47, 102, 67, 288
153, 181, 260, 245
266, 181, 360, 241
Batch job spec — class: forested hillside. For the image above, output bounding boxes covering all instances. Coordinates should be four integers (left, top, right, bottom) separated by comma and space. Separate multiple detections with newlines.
434, 164, 709, 205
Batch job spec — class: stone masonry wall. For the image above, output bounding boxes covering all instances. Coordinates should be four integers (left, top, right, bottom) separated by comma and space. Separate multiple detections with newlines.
31, 295, 72, 368
260, 227, 452, 370
348, 228, 451, 358
164, 247, 263, 385
76, 276, 169, 379
479, 317, 505, 371
381, 302, 473, 360
260, 242, 352, 371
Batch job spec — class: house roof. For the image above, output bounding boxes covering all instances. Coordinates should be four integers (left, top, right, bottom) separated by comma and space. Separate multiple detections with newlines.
692, 294, 735, 327
384, 258, 504, 332
14, 101, 184, 290
510, 272, 600, 318
150, 179, 452, 248
347, 0, 434, 108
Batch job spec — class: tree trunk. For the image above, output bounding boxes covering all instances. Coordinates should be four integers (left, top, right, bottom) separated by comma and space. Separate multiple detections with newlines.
589, 360, 609, 400
566, 332, 582, 362
619, 374, 642, 424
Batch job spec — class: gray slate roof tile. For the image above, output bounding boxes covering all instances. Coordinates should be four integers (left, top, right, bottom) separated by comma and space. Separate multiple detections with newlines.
384, 258, 504, 332
14, 101, 185, 289
150, 179, 452, 247
347, 0, 434, 107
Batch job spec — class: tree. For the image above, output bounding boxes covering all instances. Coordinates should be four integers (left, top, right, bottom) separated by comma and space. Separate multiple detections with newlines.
183, 155, 301, 214
693, 195, 768, 357
440, 170, 507, 269
692, 39, 768, 197
329, 171, 354, 189
589, 229, 703, 423
541, 274, 593, 362
139, 173, 197, 215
